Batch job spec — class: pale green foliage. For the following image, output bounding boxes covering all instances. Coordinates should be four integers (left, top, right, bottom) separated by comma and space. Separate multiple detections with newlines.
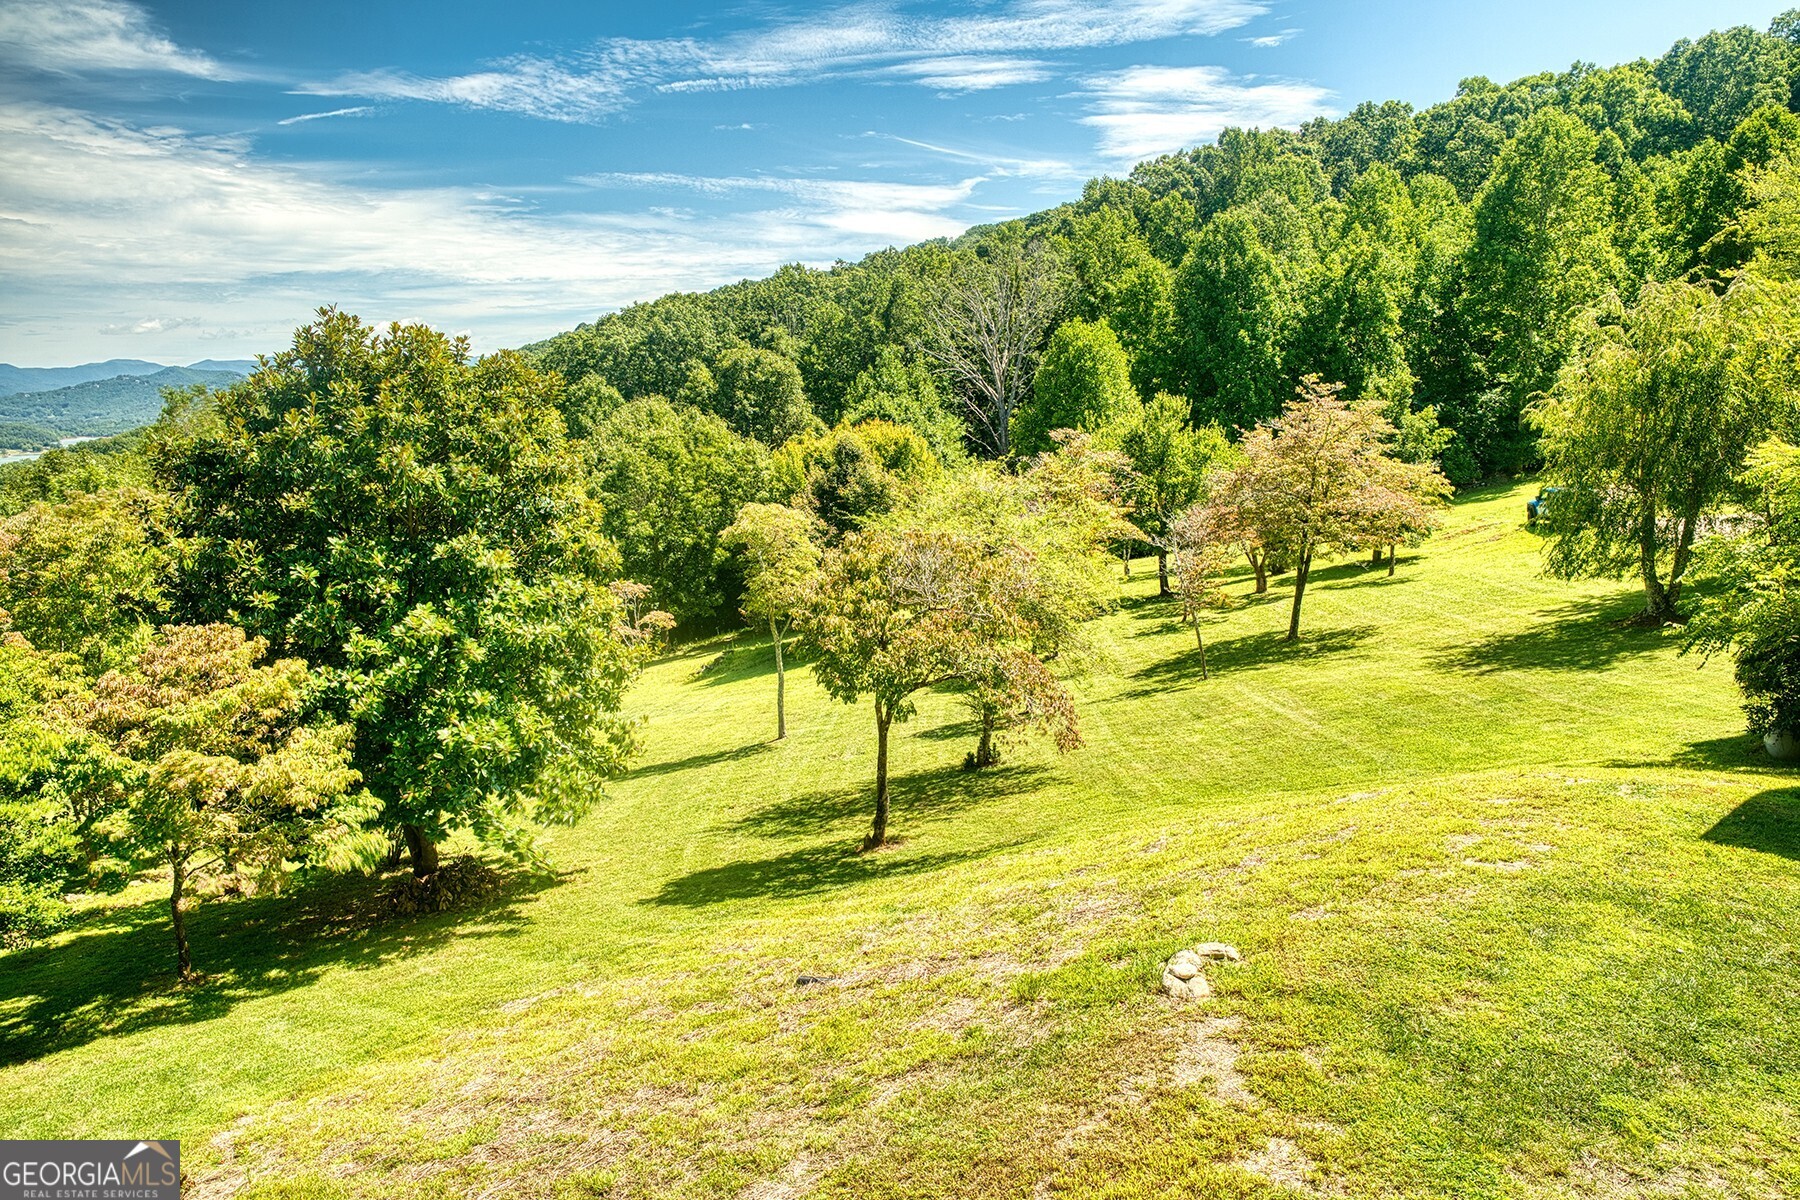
840, 347, 965, 462
1688, 439, 1800, 734
720, 502, 821, 739
1532, 277, 1798, 620
63, 623, 365, 976
1116, 393, 1231, 589
0, 488, 169, 674
1013, 318, 1142, 456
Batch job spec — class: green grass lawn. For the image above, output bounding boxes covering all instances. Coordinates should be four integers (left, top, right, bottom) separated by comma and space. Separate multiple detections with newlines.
2, 480, 1797, 1199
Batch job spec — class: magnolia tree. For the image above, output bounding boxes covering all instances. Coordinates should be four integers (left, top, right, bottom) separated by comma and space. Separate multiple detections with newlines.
63, 624, 366, 980
160, 310, 648, 880
1223, 377, 1450, 641
720, 503, 822, 740
803, 524, 1082, 850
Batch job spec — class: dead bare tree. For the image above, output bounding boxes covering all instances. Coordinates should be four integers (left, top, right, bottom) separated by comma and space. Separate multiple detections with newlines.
920, 238, 1067, 458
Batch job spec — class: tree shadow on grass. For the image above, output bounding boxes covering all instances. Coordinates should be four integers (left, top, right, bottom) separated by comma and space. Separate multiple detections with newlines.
1701, 789, 1800, 861
0, 865, 558, 1069
1119, 625, 1377, 698
641, 841, 1000, 907
626, 740, 775, 780
1431, 592, 1675, 674
732, 763, 1051, 840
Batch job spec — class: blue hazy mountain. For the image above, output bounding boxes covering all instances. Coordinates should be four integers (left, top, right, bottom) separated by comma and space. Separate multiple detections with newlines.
0, 365, 248, 440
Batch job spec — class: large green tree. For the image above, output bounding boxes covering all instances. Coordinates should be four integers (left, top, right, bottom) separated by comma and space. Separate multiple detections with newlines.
1174, 208, 1289, 431
1460, 109, 1622, 472
1532, 278, 1796, 623
591, 397, 771, 626
161, 310, 647, 877
1012, 318, 1141, 456
711, 346, 818, 446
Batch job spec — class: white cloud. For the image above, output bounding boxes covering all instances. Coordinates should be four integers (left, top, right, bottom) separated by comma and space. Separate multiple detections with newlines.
1077, 64, 1334, 161
1243, 28, 1301, 47
97, 315, 201, 335
304, 0, 1268, 122
0, 103, 1005, 361
277, 106, 373, 126
880, 56, 1055, 92
863, 131, 1080, 181
0, 0, 232, 78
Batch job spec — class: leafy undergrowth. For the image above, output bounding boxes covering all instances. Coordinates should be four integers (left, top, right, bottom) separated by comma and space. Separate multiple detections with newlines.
2, 481, 1797, 1199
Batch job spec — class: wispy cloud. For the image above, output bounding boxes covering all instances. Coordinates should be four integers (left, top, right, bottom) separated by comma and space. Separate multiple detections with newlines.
277, 106, 373, 126
863, 131, 1080, 180
1077, 64, 1334, 161
303, 0, 1269, 122
1243, 28, 1301, 47
0, 103, 1010, 360
97, 315, 201, 335
0, 0, 233, 78
880, 56, 1055, 92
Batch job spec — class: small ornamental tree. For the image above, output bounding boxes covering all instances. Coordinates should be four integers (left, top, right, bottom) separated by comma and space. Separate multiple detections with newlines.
897, 432, 1133, 766
1348, 445, 1454, 574
1688, 439, 1800, 738
1531, 278, 1793, 624
65, 624, 364, 980
720, 503, 822, 740
1226, 377, 1431, 641
1166, 504, 1239, 678
1118, 393, 1230, 595
803, 527, 1080, 849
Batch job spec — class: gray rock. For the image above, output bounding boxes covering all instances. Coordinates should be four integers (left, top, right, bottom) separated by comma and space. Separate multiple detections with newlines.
1168, 959, 1200, 980
1193, 942, 1242, 963
1161, 970, 1211, 1001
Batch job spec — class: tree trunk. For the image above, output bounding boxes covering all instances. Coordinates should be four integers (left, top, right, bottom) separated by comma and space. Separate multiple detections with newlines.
1638, 509, 1676, 623
1121, 542, 1132, 579
1387, 544, 1397, 577
170, 848, 192, 981
1157, 550, 1171, 597
866, 702, 892, 850
974, 707, 999, 768
1248, 548, 1267, 594
771, 615, 786, 741
1192, 617, 1209, 680
1371, 546, 1382, 566
1286, 546, 1312, 642
403, 823, 439, 879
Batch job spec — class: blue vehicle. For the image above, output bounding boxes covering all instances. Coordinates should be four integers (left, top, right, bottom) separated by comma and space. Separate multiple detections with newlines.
1526, 486, 1562, 524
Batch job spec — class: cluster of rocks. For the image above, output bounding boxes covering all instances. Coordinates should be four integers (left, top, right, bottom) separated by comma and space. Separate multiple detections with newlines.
1161, 942, 1242, 1000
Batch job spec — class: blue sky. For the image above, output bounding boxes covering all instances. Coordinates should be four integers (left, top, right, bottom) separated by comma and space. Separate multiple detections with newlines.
0, 0, 1788, 366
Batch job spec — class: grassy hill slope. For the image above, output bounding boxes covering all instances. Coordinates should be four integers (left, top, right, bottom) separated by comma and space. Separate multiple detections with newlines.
1, 481, 1795, 1199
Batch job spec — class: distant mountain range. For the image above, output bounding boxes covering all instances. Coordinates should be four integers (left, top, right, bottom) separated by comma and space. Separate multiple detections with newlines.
0, 362, 253, 447
0, 358, 256, 397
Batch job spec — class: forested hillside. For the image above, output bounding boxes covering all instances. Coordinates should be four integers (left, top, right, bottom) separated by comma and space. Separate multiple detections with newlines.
527, 17, 1800, 491
0, 365, 246, 447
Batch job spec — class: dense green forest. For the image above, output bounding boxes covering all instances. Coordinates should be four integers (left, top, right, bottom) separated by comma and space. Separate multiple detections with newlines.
512, 15, 1800, 608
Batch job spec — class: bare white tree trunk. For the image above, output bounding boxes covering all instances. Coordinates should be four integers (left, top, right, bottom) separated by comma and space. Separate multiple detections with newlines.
920, 238, 1066, 458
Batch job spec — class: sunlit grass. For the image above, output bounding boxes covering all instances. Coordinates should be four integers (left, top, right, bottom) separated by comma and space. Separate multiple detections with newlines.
2, 480, 1796, 1198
